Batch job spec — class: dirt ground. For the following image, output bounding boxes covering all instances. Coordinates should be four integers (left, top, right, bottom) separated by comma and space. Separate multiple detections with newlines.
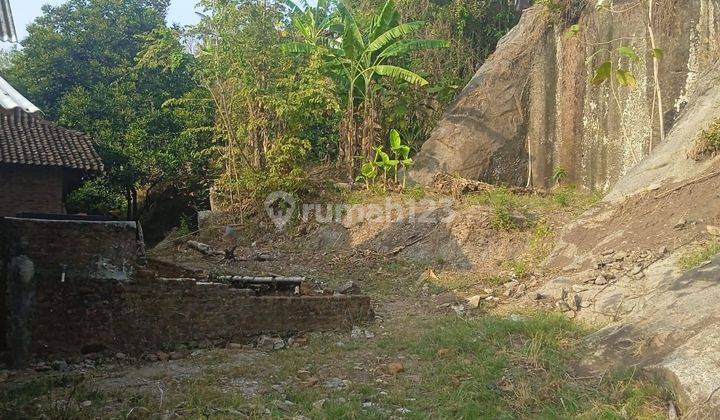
0, 188, 675, 418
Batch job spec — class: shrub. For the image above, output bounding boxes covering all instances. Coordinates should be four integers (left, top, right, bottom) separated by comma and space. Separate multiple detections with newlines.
688, 118, 720, 161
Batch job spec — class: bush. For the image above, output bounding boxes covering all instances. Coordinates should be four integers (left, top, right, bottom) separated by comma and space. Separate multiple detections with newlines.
66, 178, 125, 216
688, 118, 720, 161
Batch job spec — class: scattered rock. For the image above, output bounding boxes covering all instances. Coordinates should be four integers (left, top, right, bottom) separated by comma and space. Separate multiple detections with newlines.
674, 218, 687, 229
533, 292, 544, 300
313, 399, 326, 410
324, 378, 348, 390
337, 281, 361, 295
571, 284, 588, 293
387, 362, 405, 375
169, 351, 185, 360
257, 335, 285, 351
351, 326, 375, 339
659, 246, 668, 255
305, 376, 320, 387
82, 400, 93, 407
594, 275, 608, 286
466, 295, 482, 309
601, 249, 615, 256
707, 225, 720, 236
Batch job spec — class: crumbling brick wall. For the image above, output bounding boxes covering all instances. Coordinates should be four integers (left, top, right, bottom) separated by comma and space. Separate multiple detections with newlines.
1, 217, 143, 280
0, 165, 65, 217
30, 277, 373, 357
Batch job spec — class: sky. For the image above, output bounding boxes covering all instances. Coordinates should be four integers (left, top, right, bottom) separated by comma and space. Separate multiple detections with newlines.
0, 0, 319, 50
3, 0, 203, 44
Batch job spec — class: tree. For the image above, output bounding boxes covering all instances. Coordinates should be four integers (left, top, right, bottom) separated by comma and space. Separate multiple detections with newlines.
4, 0, 213, 220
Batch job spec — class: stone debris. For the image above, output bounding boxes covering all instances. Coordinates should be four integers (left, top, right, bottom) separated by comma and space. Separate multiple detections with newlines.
324, 378, 349, 390
351, 326, 375, 340
466, 295, 482, 309
257, 335, 286, 351
337, 281, 362, 295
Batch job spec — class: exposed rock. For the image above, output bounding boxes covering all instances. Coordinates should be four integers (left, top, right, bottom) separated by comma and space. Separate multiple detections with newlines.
594, 275, 608, 286
412, 2, 720, 190
466, 295, 483, 309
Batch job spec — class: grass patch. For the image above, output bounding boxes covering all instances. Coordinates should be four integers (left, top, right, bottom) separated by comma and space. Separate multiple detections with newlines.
679, 241, 720, 270
465, 186, 602, 231
4, 312, 671, 419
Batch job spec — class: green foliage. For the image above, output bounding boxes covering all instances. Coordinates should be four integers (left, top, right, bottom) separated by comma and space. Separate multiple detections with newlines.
3, 0, 521, 218
552, 166, 568, 186
4, 0, 213, 220
689, 117, 720, 161
66, 178, 126, 216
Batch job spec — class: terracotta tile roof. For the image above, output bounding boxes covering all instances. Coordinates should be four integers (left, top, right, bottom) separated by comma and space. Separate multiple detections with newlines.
0, 109, 104, 172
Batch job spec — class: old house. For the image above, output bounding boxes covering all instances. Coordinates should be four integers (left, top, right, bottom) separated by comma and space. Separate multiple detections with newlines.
0, 77, 104, 216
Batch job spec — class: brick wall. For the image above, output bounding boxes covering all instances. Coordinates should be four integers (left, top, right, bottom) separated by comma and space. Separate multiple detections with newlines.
0, 165, 65, 217
30, 277, 373, 357
1, 217, 143, 280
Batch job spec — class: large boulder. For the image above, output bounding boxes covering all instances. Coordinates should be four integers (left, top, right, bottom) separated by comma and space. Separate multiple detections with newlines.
413, 0, 720, 190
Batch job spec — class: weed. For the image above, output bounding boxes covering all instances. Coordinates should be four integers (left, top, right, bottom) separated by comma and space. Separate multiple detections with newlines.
679, 241, 720, 271
689, 117, 720, 161
501, 259, 530, 279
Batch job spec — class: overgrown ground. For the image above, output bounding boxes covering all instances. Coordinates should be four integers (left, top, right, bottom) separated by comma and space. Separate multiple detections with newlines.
0, 187, 674, 419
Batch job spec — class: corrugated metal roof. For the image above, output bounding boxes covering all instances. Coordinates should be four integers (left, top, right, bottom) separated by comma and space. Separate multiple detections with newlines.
0, 0, 17, 43
0, 76, 40, 113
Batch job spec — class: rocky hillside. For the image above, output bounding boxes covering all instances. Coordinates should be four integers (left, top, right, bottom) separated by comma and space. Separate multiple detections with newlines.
412, 0, 720, 190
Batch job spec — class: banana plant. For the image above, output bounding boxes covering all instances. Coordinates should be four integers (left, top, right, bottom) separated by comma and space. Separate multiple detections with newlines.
373, 145, 398, 189
389, 129, 413, 188
355, 161, 378, 190
281, 0, 341, 51
282, 0, 449, 174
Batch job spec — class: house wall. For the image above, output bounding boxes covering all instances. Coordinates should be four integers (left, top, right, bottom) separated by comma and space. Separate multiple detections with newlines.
0, 165, 65, 217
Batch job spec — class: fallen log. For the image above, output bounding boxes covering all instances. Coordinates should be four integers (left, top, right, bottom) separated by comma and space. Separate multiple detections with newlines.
187, 240, 222, 256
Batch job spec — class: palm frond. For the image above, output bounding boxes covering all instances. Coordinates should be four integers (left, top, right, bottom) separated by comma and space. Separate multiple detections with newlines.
370, 0, 398, 40
370, 65, 429, 86
379, 39, 449, 59
366, 21, 424, 53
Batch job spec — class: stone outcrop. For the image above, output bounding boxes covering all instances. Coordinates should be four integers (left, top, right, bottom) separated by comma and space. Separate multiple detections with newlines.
538, 62, 720, 415
413, 0, 720, 190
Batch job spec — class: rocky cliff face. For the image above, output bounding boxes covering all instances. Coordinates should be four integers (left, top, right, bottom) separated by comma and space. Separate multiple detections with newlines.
413, 0, 720, 190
